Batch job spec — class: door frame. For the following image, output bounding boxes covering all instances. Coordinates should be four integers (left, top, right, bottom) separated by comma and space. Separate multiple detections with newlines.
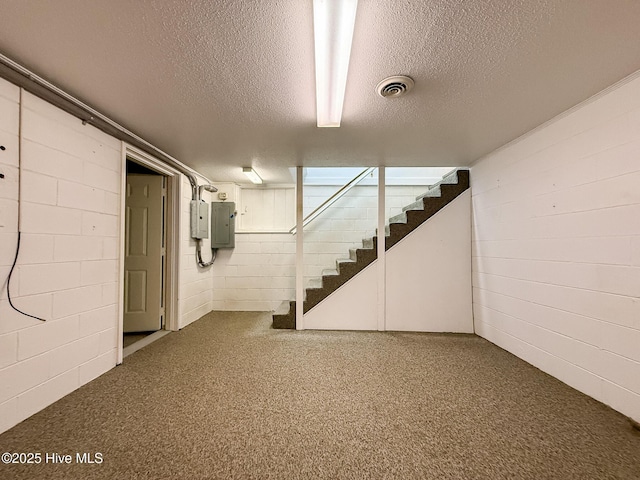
117, 143, 182, 364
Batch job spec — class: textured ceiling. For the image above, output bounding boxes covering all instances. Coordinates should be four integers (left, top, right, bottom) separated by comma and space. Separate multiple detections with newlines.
1, 0, 640, 183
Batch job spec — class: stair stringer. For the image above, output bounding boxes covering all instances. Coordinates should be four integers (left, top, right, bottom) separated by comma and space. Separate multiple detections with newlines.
385, 190, 473, 332
302, 261, 378, 331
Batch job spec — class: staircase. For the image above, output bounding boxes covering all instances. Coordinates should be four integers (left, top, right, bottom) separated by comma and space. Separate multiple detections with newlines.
272, 169, 470, 329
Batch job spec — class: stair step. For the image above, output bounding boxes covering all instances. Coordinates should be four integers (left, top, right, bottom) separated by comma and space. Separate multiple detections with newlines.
402, 200, 424, 213
337, 258, 356, 265
322, 268, 339, 277
336, 258, 356, 273
307, 278, 323, 289
442, 168, 459, 184
305, 287, 322, 299
389, 212, 407, 224
414, 169, 458, 201
273, 300, 291, 315
349, 248, 358, 261
416, 185, 441, 201
362, 237, 375, 249
272, 300, 295, 329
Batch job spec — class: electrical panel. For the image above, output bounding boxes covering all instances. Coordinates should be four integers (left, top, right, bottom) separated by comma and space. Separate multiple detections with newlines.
211, 202, 235, 249
190, 200, 209, 239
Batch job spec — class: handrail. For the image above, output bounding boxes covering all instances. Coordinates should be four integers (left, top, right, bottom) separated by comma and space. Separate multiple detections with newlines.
290, 167, 376, 234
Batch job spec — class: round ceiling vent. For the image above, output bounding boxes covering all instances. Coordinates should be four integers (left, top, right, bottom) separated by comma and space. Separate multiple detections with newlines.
376, 75, 415, 98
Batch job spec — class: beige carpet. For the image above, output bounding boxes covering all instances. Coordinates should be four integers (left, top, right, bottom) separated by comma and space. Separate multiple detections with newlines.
1, 311, 638, 479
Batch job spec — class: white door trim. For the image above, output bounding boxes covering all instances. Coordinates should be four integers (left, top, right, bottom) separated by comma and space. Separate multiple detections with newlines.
117, 143, 182, 364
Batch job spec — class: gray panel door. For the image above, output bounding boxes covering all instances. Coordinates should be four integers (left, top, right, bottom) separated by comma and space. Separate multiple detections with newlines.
124, 174, 163, 332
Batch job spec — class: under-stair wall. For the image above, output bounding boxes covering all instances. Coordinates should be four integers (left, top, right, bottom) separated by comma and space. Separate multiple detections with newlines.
386, 190, 472, 332
277, 170, 472, 332
304, 190, 472, 332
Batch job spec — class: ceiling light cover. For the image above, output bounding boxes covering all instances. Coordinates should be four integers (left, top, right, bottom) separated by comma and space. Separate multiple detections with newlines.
313, 0, 358, 127
242, 167, 263, 184
376, 76, 415, 98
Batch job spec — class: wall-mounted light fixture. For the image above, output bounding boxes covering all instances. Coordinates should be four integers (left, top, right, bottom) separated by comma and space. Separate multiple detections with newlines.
313, 0, 358, 128
242, 167, 263, 184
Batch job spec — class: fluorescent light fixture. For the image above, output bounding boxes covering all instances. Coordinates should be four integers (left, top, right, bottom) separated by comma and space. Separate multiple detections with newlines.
242, 167, 263, 184
313, 0, 358, 127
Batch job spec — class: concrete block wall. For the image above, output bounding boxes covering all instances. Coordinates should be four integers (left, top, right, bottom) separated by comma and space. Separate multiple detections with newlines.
0, 82, 121, 433
236, 186, 294, 232
179, 176, 216, 328
0, 77, 219, 434
303, 185, 378, 283
471, 72, 640, 422
211, 233, 296, 311
203, 183, 297, 312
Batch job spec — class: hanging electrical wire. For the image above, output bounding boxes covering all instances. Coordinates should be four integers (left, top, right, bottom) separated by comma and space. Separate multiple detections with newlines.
4, 88, 46, 321
7, 232, 45, 321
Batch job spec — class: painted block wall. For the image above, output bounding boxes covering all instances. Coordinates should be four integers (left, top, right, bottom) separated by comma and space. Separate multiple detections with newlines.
304, 185, 378, 284
179, 175, 216, 328
471, 72, 640, 422
0, 83, 122, 434
211, 233, 296, 311
207, 182, 297, 312
237, 187, 295, 232
0, 78, 218, 434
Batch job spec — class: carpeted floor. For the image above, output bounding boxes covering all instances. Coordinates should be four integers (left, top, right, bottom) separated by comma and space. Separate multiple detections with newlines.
1, 311, 639, 479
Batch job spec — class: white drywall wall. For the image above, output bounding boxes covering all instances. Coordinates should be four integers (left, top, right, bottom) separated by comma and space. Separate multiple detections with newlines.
386, 191, 473, 332
471, 72, 640, 422
303, 261, 378, 330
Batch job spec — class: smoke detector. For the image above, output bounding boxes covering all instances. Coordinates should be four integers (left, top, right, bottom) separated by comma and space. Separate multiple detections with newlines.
376, 75, 415, 98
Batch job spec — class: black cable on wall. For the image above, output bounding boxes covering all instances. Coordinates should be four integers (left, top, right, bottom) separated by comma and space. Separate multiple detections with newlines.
2, 88, 46, 321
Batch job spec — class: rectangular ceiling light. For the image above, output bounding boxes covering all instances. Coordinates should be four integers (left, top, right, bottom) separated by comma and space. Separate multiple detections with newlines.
313, 0, 358, 128
242, 167, 263, 184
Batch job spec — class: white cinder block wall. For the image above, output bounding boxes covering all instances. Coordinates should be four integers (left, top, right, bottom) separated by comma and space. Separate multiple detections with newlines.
212, 233, 296, 311
0, 78, 218, 434
303, 185, 378, 285
471, 72, 640, 422
206, 183, 298, 312
179, 176, 216, 328
0, 83, 122, 433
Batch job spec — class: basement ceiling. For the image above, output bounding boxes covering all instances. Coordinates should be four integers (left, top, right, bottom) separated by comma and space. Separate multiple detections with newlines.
1, 0, 640, 184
